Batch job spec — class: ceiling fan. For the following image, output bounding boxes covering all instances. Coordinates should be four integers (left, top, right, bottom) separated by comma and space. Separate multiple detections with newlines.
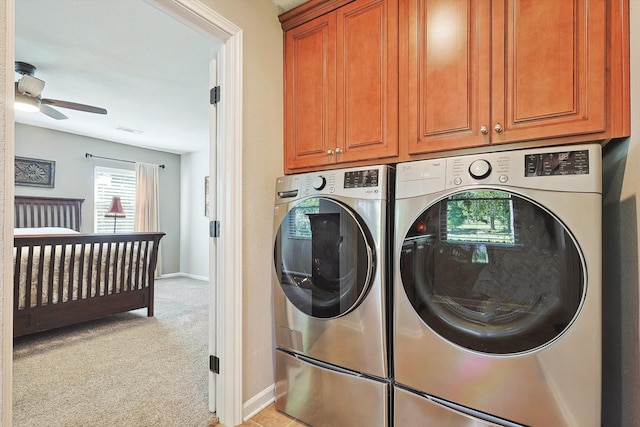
14, 61, 107, 120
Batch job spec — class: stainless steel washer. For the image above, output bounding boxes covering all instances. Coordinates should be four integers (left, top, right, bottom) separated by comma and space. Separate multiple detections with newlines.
273, 165, 392, 427
394, 144, 602, 426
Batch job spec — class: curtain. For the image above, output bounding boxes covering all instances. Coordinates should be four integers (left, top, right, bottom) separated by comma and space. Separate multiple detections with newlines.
135, 162, 161, 276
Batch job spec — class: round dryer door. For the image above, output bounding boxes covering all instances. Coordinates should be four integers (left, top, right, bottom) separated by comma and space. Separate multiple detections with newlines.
400, 189, 585, 354
274, 197, 375, 318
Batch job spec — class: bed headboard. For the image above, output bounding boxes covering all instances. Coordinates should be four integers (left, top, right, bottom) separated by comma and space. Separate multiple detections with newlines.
14, 196, 85, 232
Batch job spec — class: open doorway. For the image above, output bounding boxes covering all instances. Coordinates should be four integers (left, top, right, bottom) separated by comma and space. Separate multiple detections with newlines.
5, 0, 243, 425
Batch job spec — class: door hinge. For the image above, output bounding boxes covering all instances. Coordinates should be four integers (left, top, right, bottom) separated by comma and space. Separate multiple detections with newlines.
210, 86, 221, 105
210, 220, 220, 238
210, 355, 220, 374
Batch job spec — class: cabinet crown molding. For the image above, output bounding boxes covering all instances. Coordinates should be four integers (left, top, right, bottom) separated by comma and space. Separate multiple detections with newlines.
279, 0, 354, 31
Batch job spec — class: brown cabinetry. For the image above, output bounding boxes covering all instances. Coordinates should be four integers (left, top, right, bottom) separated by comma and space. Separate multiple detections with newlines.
281, 0, 629, 172
402, 0, 630, 156
282, 0, 398, 173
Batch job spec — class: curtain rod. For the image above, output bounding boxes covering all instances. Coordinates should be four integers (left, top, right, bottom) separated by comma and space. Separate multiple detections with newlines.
85, 153, 166, 169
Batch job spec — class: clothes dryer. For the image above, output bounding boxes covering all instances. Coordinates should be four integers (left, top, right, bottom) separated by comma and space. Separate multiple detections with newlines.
273, 165, 392, 427
394, 144, 601, 426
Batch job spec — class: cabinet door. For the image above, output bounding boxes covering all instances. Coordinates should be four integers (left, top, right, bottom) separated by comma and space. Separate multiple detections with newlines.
335, 0, 398, 162
405, 0, 491, 154
491, 0, 606, 144
284, 14, 337, 171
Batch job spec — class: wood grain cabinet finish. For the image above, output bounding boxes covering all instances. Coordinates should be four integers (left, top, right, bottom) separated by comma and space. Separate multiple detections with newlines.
284, 13, 337, 170
283, 0, 398, 173
403, 0, 630, 156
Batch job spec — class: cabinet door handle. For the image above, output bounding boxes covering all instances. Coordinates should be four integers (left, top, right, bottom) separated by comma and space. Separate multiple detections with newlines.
327, 149, 335, 156
335, 148, 343, 154
480, 125, 488, 135
494, 123, 503, 133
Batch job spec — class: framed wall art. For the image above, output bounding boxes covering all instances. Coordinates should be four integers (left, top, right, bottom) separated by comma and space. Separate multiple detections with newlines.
15, 156, 56, 188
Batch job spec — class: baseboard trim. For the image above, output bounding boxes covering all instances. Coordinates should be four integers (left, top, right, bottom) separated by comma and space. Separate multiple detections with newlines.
243, 383, 275, 421
158, 272, 209, 281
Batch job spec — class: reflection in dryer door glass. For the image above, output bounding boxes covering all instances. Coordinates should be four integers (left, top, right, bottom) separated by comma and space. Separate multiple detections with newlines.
275, 198, 374, 319
288, 198, 319, 238
400, 190, 584, 354
446, 191, 515, 245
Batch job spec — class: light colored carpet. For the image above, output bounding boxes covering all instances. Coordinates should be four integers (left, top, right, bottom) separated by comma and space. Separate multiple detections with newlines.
13, 276, 219, 427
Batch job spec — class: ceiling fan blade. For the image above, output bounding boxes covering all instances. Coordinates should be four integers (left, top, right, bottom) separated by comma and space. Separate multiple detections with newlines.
41, 98, 107, 115
40, 104, 68, 120
17, 75, 45, 97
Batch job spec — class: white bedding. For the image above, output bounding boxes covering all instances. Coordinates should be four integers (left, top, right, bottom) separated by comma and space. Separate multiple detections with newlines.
14, 227, 79, 235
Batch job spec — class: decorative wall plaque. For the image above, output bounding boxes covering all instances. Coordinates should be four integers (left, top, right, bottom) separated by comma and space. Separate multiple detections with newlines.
15, 156, 56, 188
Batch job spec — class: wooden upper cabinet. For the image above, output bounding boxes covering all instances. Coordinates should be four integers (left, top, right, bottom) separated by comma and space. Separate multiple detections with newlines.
335, 0, 398, 163
404, 0, 630, 155
283, 0, 398, 173
491, 0, 606, 144
405, 0, 491, 154
284, 14, 337, 170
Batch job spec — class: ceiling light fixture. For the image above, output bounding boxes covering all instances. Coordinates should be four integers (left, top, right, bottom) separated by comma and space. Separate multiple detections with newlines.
14, 92, 40, 113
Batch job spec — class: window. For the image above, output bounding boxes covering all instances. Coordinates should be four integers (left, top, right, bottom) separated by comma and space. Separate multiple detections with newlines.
94, 166, 136, 232
288, 198, 320, 238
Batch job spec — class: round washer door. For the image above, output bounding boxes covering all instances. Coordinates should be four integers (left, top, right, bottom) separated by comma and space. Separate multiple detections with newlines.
274, 197, 375, 318
399, 189, 585, 355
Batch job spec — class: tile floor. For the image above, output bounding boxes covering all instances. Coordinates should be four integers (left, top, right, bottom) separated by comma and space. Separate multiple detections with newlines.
239, 403, 307, 427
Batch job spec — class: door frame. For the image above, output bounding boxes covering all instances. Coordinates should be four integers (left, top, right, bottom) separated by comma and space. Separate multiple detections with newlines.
2, 1, 244, 426
138, 2, 244, 425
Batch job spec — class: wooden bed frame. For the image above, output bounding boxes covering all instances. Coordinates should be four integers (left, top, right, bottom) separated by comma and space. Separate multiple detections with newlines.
13, 196, 165, 337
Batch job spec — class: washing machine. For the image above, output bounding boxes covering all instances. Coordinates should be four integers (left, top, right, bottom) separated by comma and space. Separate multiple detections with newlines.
273, 165, 393, 427
393, 144, 601, 426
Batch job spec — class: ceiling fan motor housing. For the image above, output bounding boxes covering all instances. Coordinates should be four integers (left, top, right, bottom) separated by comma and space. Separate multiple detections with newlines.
15, 61, 37, 76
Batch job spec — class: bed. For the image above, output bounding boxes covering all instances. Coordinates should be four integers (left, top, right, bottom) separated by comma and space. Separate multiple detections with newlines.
13, 195, 165, 337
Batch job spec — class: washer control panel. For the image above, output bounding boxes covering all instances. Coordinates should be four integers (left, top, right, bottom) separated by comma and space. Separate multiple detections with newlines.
305, 174, 337, 194
275, 165, 389, 204
344, 168, 380, 188
312, 175, 327, 190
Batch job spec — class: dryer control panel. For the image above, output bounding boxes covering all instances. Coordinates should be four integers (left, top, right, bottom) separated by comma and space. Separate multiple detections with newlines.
524, 150, 589, 176
396, 144, 601, 199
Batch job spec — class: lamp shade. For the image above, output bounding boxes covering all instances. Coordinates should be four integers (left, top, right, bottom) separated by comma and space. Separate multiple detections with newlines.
105, 196, 126, 218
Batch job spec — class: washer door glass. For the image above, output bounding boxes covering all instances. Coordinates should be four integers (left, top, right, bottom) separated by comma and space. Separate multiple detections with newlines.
400, 190, 584, 354
274, 197, 375, 318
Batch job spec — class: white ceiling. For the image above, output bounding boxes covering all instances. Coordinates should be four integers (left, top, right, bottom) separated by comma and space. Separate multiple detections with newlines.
14, 0, 221, 154
14, 0, 306, 155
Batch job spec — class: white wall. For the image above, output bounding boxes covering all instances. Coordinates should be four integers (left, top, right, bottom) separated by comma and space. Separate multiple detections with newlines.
201, 0, 284, 410
180, 148, 210, 279
14, 123, 182, 274
601, 1, 640, 425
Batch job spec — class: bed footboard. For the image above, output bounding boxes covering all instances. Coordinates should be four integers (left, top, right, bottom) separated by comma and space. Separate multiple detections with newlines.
13, 232, 164, 337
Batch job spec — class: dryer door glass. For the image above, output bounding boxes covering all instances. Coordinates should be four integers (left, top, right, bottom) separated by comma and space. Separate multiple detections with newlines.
275, 197, 374, 318
400, 190, 584, 354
